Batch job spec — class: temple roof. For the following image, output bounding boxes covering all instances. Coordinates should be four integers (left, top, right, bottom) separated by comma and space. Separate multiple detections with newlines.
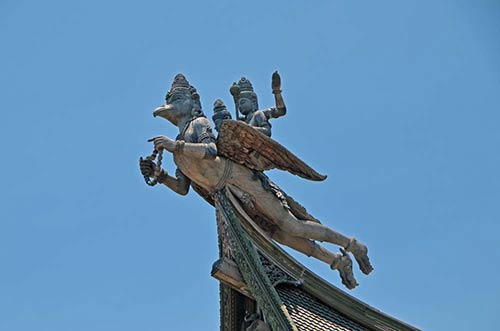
213, 189, 420, 331
278, 285, 368, 331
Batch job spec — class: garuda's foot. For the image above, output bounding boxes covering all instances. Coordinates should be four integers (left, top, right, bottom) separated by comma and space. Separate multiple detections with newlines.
346, 238, 374, 275
331, 249, 358, 290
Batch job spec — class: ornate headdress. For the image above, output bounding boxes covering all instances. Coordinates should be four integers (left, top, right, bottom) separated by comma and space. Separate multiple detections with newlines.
236, 77, 258, 109
165, 74, 201, 109
212, 99, 232, 122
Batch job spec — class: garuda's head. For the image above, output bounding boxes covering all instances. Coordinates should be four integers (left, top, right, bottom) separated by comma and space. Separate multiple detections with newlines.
153, 74, 203, 126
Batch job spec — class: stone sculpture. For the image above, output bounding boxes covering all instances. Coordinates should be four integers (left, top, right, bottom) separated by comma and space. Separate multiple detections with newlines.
228, 71, 286, 137
139, 73, 373, 289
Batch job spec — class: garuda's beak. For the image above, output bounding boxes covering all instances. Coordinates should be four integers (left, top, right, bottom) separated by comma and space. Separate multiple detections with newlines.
153, 104, 173, 117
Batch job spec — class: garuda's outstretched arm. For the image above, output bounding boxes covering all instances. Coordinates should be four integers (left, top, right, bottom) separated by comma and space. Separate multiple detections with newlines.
139, 157, 191, 195
151, 117, 218, 160
158, 168, 191, 195
174, 140, 217, 159
144, 118, 217, 195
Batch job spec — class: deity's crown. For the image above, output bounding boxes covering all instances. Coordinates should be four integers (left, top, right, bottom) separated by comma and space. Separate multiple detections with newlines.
236, 77, 258, 109
237, 77, 254, 92
165, 73, 199, 102
212, 99, 231, 120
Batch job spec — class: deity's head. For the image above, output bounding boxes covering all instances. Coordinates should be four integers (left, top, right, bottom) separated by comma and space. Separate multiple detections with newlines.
236, 77, 258, 116
153, 73, 203, 126
212, 99, 232, 132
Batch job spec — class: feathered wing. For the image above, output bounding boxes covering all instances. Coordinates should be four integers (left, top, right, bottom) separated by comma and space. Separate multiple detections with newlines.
216, 120, 327, 181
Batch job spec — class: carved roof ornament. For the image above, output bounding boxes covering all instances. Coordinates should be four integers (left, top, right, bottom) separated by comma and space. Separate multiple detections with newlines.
139, 71, 419, 331
142, 71, 371, 288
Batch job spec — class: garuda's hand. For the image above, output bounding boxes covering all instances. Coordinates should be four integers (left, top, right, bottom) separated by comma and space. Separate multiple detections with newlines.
148, 135, 176, 153
139, 157, 156, 178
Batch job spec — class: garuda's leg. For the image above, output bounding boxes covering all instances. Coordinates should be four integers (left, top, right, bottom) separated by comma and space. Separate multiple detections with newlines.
271, 230, 358, 289
268, 206, 374, 275
229, 182, 374, 274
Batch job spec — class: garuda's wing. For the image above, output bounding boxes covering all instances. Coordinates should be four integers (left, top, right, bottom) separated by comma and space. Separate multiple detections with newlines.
217, 120, 327, 181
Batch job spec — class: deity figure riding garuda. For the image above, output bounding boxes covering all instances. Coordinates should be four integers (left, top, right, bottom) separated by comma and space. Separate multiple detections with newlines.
139, 73, 373, 289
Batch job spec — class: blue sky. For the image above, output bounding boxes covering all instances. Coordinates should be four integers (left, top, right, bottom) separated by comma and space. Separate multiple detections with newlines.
1, 1, 499, 330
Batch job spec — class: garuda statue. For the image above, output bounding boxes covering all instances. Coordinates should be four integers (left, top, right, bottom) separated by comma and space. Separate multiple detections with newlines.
139, 73, 373, 289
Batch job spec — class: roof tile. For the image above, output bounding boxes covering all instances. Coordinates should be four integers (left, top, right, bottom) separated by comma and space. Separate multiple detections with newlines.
277, 286, 370, 331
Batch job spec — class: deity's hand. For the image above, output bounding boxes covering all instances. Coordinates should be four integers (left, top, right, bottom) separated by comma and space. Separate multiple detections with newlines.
272, 70, 281, 94
148, 135, 176, 153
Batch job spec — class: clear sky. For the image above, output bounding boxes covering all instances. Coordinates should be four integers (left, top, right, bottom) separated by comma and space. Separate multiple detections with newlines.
1, 1, 499, 330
